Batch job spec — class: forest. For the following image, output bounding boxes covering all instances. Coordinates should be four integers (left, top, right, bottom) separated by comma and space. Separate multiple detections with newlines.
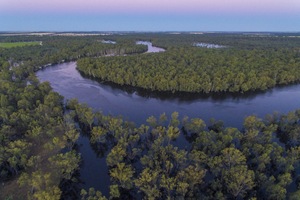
0, 32, 300, 199
68, 100, 300, 200
0, 58, 80, 199
77, 33, 300, 93
77, 47, 300, 93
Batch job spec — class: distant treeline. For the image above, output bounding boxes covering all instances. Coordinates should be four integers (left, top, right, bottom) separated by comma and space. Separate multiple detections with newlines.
0, 35, 147, 74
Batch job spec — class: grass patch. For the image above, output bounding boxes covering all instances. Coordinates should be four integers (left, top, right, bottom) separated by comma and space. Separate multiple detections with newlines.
0, 41, 41, 48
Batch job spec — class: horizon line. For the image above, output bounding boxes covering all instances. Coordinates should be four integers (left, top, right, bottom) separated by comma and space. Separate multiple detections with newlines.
1, 31, 300, 34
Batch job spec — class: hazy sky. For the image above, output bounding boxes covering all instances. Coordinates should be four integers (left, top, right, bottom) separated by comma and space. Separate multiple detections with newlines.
0, 0, 299, 31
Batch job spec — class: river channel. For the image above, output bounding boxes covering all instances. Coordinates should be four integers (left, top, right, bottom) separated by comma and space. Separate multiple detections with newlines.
36, 42, 300, 197
37, 62, 300, 128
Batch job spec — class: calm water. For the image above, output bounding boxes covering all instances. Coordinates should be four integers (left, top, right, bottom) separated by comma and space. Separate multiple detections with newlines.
36, 62, 300, 128
136, 41, 165, 53
36, 48, 300, 197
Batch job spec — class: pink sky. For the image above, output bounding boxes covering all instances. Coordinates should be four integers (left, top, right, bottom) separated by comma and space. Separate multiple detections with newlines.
1, 0, 299, 31
1, 0, 300, 15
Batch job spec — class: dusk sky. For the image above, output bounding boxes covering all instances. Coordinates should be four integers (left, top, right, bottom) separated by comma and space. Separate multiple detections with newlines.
0, 0, 299, 32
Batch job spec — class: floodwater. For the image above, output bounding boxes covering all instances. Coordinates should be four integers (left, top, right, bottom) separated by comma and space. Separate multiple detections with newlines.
36, 43, 300, 197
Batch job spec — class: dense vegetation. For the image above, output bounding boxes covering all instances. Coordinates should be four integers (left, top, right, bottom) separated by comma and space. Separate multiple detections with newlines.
77, 33, 300, 93
1, 32, 300, 199
69, 100, 300, 200
0, 58, 80, 199
0, 35, 147, 73
0, 41, 41, 48
77, 47, 300, 93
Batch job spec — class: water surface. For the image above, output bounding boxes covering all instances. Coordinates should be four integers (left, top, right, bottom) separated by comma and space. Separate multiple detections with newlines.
136, 41, 165, 53
37, 62, 300, 129
36, 47, 300, 197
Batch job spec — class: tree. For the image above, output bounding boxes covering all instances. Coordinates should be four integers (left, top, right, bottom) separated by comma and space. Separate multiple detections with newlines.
18, 171, 62, 200
81, 188, 107, 200
48, 151, 80, 180
223, 165, 255, 198
91, 126, 106, 144
110, 162, 135, 189
209, 148, 255, 199
134, 168, 161, 200
106, 144, 126, 167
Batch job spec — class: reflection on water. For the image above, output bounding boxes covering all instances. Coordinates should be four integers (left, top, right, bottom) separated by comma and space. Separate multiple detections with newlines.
36, 61, 300, 197
82, 72, 274, 103
136, 41, 165, 53
37, 62, 300, 128
76, 134, 110, 196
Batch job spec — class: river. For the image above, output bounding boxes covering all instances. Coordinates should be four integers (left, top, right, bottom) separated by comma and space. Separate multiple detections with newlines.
36, 61, 300, 128
136, 41, 165, 52
36, 43, 300, 197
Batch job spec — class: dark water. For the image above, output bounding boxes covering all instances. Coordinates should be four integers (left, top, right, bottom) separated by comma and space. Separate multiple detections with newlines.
37, 62, 300, 129
36, 61, 300, 197
76, 135, 110, 194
